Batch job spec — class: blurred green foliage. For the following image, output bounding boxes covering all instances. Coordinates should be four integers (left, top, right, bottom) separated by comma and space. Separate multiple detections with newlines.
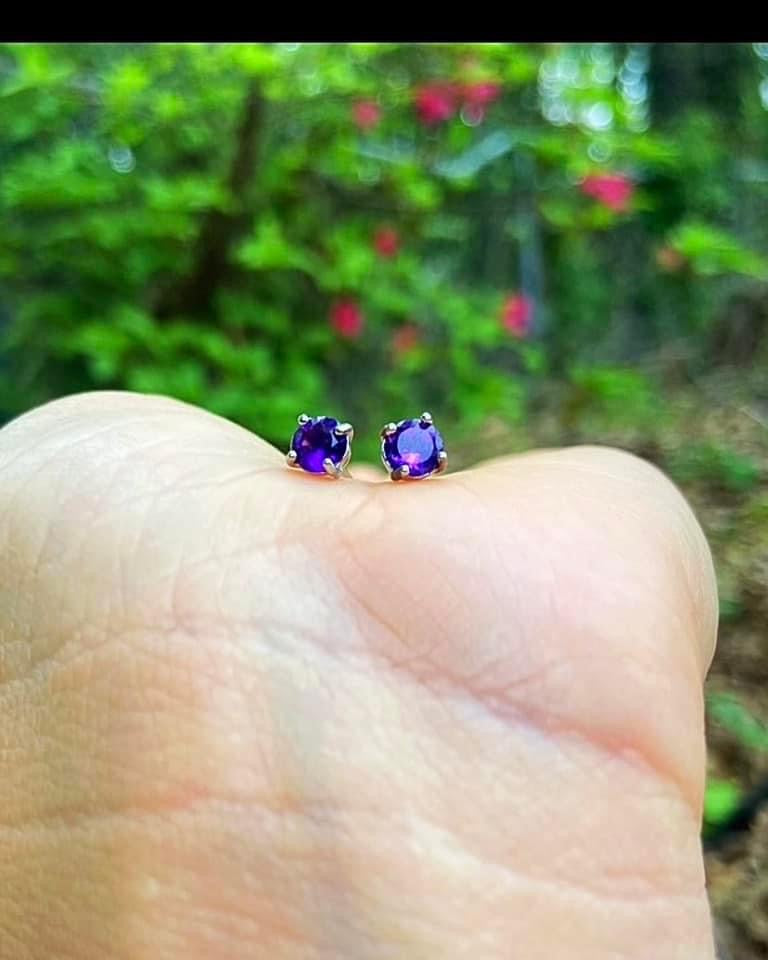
709, 693, 768, 754
703, 776, 743, 831
668, 442, 762, 494
1, 42, 768, 465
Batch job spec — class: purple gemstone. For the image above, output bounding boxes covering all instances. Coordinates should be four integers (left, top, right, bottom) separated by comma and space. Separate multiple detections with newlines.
382, 418, 445, 478
291, 417, 349, 474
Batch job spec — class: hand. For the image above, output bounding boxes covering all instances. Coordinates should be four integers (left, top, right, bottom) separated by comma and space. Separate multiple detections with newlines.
0, 392, 718, 959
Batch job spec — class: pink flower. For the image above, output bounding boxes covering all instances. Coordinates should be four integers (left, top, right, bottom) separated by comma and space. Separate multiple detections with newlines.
330, 299, 364, 339
580, 173, 634, 213
501, 294, 534, 338
392, 324, 420, 356
352, 100, 381, 132
414, 83, 458, 126
373, 225, 399, 258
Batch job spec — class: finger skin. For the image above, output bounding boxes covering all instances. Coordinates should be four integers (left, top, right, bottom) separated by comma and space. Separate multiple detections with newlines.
349, 463, 387, 483
0, 392, 718, 959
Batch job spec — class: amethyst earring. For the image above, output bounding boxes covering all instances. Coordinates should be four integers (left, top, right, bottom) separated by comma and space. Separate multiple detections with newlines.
380, 412, 447, 481
287, 414, 354, 479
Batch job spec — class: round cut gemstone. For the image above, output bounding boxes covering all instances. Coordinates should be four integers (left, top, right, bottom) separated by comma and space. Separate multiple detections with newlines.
291, 417, 349, 474
383, 418, 444, 478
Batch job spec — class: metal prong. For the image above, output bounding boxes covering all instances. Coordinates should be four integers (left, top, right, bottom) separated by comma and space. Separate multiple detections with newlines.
391, 464, 410, 481
335, 422, 354, 437
297, 413, 310, 425
381, 422, 397, 438
286, 450, 299, 468
323, 457, 342, 479
420, 411, 433, 425
435, 450, 448, 474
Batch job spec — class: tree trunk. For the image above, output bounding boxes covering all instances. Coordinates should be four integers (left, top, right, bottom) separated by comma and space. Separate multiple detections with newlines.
155, 82, 264, 321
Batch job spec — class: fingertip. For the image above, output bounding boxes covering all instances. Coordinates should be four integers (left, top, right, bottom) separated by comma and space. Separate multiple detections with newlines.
469, 444, 719, 681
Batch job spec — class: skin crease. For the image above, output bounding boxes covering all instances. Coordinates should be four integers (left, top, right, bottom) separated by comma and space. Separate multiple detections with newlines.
0, 392, 719, 960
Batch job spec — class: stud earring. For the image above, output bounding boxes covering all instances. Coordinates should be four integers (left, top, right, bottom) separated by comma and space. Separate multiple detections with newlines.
380, 412, 447, 481
287, 414, 353, 479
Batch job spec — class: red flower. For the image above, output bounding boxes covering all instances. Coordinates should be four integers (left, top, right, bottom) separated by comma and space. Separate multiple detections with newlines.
352, 100, 381, 132
392, 324, 420, 356
373, 225, 399, 258
330, 299, 364, 339
580, 173, 634, 213
414, 83, 458, 126
501, 294, 534, 338
462, 82, 502, 108
459, 81, 502, 124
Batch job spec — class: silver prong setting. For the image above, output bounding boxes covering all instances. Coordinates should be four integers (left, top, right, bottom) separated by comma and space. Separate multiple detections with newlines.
419, 411, 433, 425
286, 450, 299, 467
338, 441, 353, 476
436, 450, 448, 474
381, 422, 398, 438
335, 422, 354, 438
323, 457, 343, 479
391, 464, 410, 481
297, 413, 310, 426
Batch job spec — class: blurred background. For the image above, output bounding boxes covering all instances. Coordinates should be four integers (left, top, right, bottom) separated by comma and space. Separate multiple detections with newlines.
0, 42, 766, 956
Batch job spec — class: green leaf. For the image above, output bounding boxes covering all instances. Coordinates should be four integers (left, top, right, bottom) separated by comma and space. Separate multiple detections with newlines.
105, 59, 150, 111
667, 443, 761, 494
237, 217, 317, 273
703, 777, 743, 826
2, 141, 121, 208
223, 44, 279, 77
520, 344, 547, 375
569, 367, 657, 425
707, 693, 768, 752
670, 222, 768, 279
